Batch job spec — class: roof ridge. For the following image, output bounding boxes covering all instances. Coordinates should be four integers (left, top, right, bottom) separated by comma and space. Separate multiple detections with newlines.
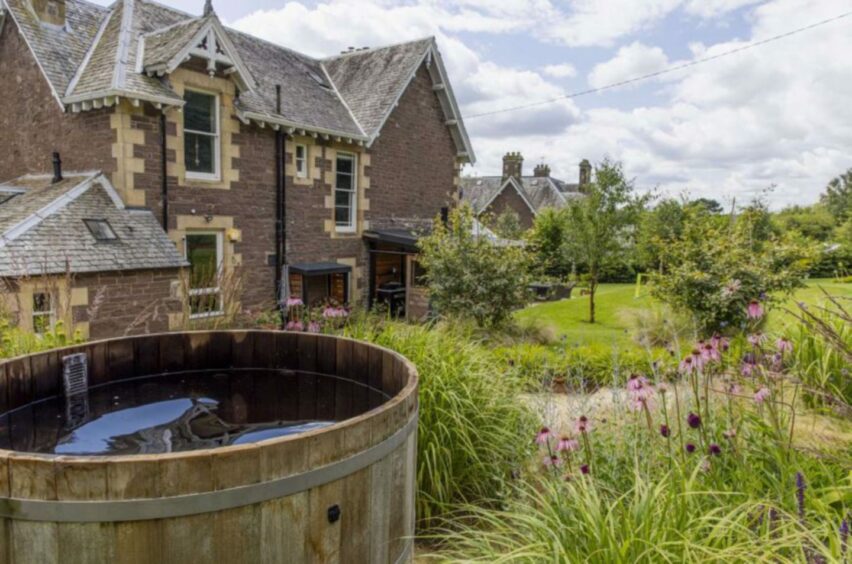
322, 35, 435, 61
319, 62, 366, 137
111, 0, 135, 91
139, 14, 199, 39
65, 1, 116, 96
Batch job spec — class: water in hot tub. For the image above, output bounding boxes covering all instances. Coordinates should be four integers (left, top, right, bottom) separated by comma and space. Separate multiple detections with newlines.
0, 369, 376, 456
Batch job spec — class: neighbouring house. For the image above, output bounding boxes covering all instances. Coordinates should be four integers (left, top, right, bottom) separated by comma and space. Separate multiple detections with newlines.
0, 0, 475, 334
460, 153, 590, 229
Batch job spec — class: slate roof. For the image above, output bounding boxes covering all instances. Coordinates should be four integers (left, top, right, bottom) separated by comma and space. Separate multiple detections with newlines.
2, 0, 474, 159
460, 175, 584, 215
0, 172, 187, 277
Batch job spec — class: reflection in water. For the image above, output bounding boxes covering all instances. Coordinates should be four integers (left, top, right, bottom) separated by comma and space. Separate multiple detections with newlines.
0, 369, 381, 456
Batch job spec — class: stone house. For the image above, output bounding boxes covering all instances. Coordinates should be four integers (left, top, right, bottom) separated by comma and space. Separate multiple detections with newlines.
460, 153, 589, 230
0, 0, 475, 337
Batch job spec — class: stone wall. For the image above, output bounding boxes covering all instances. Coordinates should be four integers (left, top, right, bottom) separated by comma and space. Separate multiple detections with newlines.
0, 22, 116, 182
484, 188, 536, 230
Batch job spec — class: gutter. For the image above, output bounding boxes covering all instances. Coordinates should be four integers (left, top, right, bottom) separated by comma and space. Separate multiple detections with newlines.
275, 84, 287, 323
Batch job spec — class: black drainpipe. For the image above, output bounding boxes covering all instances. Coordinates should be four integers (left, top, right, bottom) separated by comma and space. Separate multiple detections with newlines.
275, 84, 287, 323
160, 113, 169, 229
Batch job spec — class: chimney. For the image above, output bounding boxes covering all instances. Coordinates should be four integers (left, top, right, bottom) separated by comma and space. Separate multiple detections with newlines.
52, 152, 63, 184
579, 159, 592, 191
30, 0, 66, 28
502, 152, 523, 183
533, 163, 550, 178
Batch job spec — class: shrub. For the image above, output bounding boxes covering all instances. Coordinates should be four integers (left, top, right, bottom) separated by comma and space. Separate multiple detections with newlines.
418, 205, 531, 328
623, 305, 696, 348
342, 316, 537, 530
0, 318, 83, 359
651, 203, 814, 334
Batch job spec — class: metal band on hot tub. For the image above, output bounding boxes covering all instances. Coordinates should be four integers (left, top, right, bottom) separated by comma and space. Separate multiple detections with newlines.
0, 411, 418, 523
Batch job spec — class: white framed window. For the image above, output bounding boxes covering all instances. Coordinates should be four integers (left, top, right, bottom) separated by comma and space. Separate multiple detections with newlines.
32, 292, 54, 335
334, 152, 357, 232
295, 144, 308, 179
184, 90, 221, 181
185, 232, 224, 318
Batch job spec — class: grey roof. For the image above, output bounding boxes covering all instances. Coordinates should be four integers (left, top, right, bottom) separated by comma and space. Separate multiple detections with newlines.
0, 172, 187, 277
323, 38, 433, 136
3, 0, 474, 159
460, 175, 584, 215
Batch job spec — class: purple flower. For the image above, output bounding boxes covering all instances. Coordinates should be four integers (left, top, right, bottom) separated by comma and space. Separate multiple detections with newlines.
580, 464, 590, 475
748, 332, 766, 347
753, 387, 771, 404
687, 412, 702, 429
543, 455, 562, 467
776, 337, 793, 354
690, 349, 706, 371
535, 427, 554, 445
796, 472, 806, 520
685, 443, 696, 454
285, 320, 305, 332
708, 443, 722, 456
710, 333, 730, 352
679, 356, 696, 375
556, 436, 580, 453
747, 299, 764, 319
626, 374, 648, 392
285, 297, 304, 307
307, 321, 322, 333
701, 343, 721, 363
659, 424, 671, 438
574, 416, 591, 434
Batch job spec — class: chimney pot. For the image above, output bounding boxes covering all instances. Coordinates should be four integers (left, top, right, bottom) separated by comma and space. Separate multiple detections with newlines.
534, 163, 550, 178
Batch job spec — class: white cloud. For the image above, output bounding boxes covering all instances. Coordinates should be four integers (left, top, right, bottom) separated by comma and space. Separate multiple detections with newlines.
587, 42, 669, 89
542, 63, 577, 78
542, 0, 682, 47
683, 0, 765, 18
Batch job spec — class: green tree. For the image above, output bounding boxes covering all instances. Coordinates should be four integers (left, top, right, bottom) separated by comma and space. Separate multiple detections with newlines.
488, 209, 525, 240
562, 160, 647, 323
689, 198, 724, 214
526, 208, 571, 279
821, 169, 852, 221
418, 204, 531, 328
637, 198, 687, 273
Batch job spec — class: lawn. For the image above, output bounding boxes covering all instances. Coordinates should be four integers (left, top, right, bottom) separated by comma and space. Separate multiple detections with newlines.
516, 279, 851, 347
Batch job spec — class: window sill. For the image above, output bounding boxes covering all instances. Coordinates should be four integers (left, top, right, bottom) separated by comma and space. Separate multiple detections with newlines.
189, 311, 225, 320
186, 172, 222, 183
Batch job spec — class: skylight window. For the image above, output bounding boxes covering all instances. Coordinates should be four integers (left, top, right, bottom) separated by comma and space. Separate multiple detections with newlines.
84, 219, 118, 242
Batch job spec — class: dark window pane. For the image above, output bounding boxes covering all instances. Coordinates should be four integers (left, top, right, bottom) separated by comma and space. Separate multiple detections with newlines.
84, 219, 118, 241
336, 172, 353, 190
33, 293, 51, 313
336, 156, 353, 174
185, 133, 215, 174
335, 190, 351, 207
186, 234, 219, 289
335, 206, 350, 225
189, 293, 221, 315
184, 91, 215, 133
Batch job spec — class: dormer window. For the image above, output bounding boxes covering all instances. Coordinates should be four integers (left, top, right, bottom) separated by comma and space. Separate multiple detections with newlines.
184, 90, 220, 181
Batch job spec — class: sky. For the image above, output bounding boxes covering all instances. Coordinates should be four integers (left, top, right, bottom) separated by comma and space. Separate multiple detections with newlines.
90, 0, 852, 209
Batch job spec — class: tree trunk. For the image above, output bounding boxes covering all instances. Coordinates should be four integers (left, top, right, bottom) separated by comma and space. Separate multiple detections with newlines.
589, 275, 597, 324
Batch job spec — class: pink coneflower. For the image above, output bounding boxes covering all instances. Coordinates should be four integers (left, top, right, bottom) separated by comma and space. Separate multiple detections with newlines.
701, 342, 721, 363
556, 436, 580, 453
285, 297, 304, 307
687, 412, 702, 429
543, 455, 562, 467
574, 416, 591, 434
626, 375, 654, 409
285, 320, 305, 332
722, 279, 742, 297
776, 337, 793, 354
307, 321, 322, 333
690, 349, 706, 371
626, 374, 648, 392
748, 332, 766, 347
741, 362, 756, 377
535, 427, 554, 445
753, 387, 771, 404
747, 299, 764, 319
679, 356, 696, 375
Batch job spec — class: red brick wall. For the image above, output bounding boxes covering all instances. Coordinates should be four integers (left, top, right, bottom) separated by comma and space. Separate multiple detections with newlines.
0, 22, 115, 182
369, 63, 458, 219
485, 187, 536, 230
72, 269, 181, 340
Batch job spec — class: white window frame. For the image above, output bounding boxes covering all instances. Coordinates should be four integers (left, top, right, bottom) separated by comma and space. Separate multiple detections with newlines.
32, 291, 55, 335
185, 231, 225, 319
184, 89, 221, 182
334, 152, 357, 233
295, 144, 308, 179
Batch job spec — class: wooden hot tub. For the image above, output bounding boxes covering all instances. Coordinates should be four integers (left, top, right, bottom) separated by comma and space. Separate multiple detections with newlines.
0, 331, 418, 563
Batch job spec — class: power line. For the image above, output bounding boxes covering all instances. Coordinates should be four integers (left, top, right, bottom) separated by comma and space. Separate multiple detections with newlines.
464, 9, 852, 120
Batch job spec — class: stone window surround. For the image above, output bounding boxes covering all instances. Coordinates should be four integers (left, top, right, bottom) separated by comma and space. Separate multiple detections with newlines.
323, 144, 371, 239
286, 135, 322, 187
183, 88, 222, 183
1, 278, 89, 337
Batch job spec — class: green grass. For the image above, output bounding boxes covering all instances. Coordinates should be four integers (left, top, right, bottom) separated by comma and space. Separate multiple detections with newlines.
516, 280, 851, 347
